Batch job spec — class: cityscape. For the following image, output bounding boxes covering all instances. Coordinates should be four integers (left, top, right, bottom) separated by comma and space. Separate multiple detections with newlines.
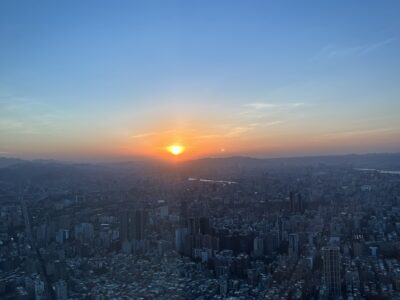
1, 154, 400, 299
1, 1, 400, 299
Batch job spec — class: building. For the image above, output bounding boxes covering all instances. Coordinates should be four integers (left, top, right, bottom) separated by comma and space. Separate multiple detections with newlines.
322, 246, 341, 298
253, 237, 264, 257
290, 191, 303, 214
120, 210, 146, 242
133, 210, 146, 241
34, 279, 45, 300
288, 233, 299, 259
74, 223, 94, 242
54, 280, 67, 300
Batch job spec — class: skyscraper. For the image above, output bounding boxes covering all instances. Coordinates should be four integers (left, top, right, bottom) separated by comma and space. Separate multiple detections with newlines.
179, 200, 188, 226
133, 210, 143, 240
120, 211, 130, 242
290, 191, 296, 213
290, 191, 303, 214
253, 237, 264, 257
322, 246, 341, 298
188, 217, 200, 235
54, 280, 68, 300
120, 210, 146, 242
199, 217, 210, 235
288, 233, 299, 259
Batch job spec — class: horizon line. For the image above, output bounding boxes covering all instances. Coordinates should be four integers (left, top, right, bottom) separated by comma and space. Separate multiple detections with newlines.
1, 151, 399, 165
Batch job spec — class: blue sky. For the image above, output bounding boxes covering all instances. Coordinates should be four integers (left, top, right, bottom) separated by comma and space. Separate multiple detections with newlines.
1, 1, 399, 159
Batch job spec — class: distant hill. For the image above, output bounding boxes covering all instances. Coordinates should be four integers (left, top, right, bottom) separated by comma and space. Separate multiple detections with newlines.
0, 153, 398, 185
182, 153, 400, 170
0, 157, 25, 168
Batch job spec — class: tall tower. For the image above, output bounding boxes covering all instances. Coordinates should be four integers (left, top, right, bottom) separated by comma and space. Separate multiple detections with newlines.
120, 210, 146, 242
289, 191, 303, 214
54, 280, 68, 300
322, 246, 341, 298
288, 233, 299, 259
133, 210, 145, 241
120, 211, 130, 242
188, 217, 200, 235
297, 193, 303, 213
290, 191, 296, 213
179, 200, 188, 226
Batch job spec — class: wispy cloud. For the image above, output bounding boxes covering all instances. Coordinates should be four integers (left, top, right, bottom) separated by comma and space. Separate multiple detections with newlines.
226, 120, 284, 137
317, 38, 395, 59
248, 120, 284, 127
130, 132, 156, 139
323, 127, 394, 139
247, 103, 277, 109
0, 94, 72, 135
246, 102, 304, 110
226, 127, 252, 137
0, 119, 24, 132
195, 134, 221, 140
130, 129, 182, 139
195, 120, 284, 140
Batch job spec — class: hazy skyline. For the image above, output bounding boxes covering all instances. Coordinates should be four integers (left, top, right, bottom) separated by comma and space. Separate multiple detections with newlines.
1, 1, 400, 160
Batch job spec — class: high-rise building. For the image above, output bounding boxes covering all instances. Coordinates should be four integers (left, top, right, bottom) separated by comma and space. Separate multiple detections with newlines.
219, 275, 228, 296
288, 233, 299, 258
297, 193, 303, 212
199, 217, 210, 235
253, 237, 264, 257
322, 246, 341, 298
120, 211, 129, 242
290, 191, 295, 213
179, 200, 188, 226
34, 279, 45, 300
54, 280, 67, 300
277, 217, 288, 242
175, 227, 187, 253
74, 223, 94, 242
120, 210, 146, 242
133, 210, 146, 241
290, 191, 303, 214
188, 217, 200, 235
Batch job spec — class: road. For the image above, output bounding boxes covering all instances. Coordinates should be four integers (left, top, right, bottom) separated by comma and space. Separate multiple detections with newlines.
20, 194, 56, 300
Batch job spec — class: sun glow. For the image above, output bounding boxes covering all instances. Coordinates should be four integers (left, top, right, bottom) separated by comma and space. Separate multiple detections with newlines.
166, 144, 185, 156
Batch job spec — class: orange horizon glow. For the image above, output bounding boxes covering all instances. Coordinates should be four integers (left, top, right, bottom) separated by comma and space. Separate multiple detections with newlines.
34, 118, 399, 162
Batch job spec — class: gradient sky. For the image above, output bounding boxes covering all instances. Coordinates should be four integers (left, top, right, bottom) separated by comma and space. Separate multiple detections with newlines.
1, 1, 400, 160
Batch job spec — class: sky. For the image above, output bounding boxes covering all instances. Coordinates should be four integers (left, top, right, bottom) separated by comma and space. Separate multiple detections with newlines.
0, 0, 399, 161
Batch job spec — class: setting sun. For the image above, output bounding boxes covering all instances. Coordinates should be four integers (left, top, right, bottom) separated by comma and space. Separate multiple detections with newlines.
166, 145, 185, 156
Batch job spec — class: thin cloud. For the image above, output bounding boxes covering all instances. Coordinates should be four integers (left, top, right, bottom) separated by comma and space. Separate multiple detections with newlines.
195, 134, 221, 139
245, 102, 304, 110
226, 127, 252, 137
318, 38, 395, 59
324, 127, 394, 138
0, 119, 24, 131
0, 94, 72, 135
226, 120, 284, 137
248, 120, 284, 127
130, 132, 156, 139
247, 103, 277, 109
130, 129, 179, 139
195, 120, 284, 140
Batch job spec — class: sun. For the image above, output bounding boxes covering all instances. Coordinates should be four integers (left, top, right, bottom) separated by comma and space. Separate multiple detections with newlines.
166, 144, 185, 156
